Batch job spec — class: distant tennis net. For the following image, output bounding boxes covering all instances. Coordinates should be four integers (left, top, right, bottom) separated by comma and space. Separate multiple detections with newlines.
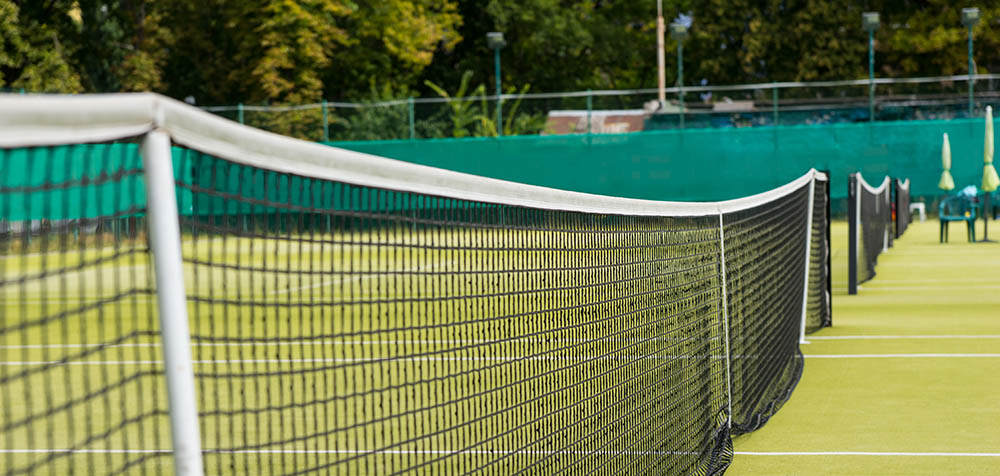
0, 94, 830, 476
848, 173, 911, 295
895, 178, 911, 239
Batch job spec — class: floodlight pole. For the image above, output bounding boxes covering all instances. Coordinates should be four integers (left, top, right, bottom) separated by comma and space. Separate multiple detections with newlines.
494, 48, 502, 136
964, 8, 980, 116
678, 41, 685, 129
657, 0, 666, 108
969, 28, 975, 115
863, 12, 880, 123
670, 22, 689, 129
487, 32, 506, 137
868, 30, 875, 122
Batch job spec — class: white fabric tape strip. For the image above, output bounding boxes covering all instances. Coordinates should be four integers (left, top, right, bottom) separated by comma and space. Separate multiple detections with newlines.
0, 93, 820, 217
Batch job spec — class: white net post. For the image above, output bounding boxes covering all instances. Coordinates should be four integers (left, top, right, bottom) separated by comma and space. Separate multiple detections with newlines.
717, 208, 733, 429
142, 130, 205, 476
798, 172, 817, 344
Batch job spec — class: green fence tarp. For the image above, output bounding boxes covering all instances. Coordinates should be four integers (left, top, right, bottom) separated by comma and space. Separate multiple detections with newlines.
330, 118, 994, 207
1, 144, 146, 222
3, 118, 992, 221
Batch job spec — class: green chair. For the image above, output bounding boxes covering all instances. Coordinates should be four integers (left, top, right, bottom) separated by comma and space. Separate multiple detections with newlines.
939, 195, 977, 243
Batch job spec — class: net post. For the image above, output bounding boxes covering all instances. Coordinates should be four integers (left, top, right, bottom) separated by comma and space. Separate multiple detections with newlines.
890, 177, 899, 238
822, 170, 832, 324
717, 207, 733, 429
799, 172, 817, 344
883, 183, 891, 251
848, 173, 859, 295
142, 130, 205, 476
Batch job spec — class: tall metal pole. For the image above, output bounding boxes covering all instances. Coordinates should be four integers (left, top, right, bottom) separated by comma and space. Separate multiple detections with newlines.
656, 0, 666, 107
963, 8, 980, 117
408, 97, 415, 140
772, 83, 779, 126
586, 89, 593, 134
968, 25, 975, 116
869, 30, 875, 122
321, 100, 329, 142
494, 47, 503, 137
678, 42, 685, 129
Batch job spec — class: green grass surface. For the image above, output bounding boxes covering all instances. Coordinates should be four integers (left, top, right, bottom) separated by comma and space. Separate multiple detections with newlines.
8, 216, 994, 475
729, 219, 1000, 476
1, 227, 730, 475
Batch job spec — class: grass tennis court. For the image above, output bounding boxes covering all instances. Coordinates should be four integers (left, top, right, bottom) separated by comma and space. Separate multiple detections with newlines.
729, 218, 1000, 475
4, 118, 832, 475
2, 225, 736, 475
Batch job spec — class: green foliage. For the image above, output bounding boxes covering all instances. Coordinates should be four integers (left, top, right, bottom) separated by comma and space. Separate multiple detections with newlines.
425, 71, 486, 138
419, 0, 656, 93
425, 71, 546, 139
323, 0, 462, 98
11, 0, 1000, 140
473, 84, 548, 137
334, 83, 425, 141
0, 0, 82, 92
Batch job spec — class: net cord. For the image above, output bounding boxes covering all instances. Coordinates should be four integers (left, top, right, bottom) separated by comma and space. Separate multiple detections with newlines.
0, 93, 823, 217
716, 207, 733, 430
857, 174, 891, 195
798, 175, 817, 345
142, 131, 205, 476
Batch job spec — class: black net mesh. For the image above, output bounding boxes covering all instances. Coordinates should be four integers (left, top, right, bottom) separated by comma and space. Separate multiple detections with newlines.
895, 179, 911, 239
0, 138, 831, 476
0, 144, 170, 475
176, 147, 732, 475
854, 174, 892, 286
805, 178, 832, 334
723, 186, 809, 434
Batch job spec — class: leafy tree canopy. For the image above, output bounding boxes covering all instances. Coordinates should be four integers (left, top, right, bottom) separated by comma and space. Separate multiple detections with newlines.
4, 0, 999, 101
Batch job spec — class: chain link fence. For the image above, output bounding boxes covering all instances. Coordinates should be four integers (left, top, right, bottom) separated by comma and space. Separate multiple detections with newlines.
194, 74, 1000, 141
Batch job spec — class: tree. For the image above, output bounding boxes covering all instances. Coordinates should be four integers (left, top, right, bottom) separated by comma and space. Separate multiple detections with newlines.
322, 0, 462, 99
418, 0, 658, 97
0, 0, 82, 92
161, 0, 352, 105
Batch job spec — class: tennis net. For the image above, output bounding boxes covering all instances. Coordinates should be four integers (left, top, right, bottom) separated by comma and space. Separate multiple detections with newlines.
0, 93, 830, 476
847, 173, 891, 295
804, 175, 832, 334
894, 178, 911, 239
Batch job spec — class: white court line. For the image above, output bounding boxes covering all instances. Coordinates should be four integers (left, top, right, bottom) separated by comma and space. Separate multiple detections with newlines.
0, 336, 700, 350
15, 352, 1000, 365
3, 448, 999, 457
0, 448, 696, 456
847, 285, 1000, 291
804, 353, 1000, 359
810, 335, 1000, 340
865, 278, 1000, 284
268, 260, 456, 296
736, 451, 1000, 457
0, 354, 725, 366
